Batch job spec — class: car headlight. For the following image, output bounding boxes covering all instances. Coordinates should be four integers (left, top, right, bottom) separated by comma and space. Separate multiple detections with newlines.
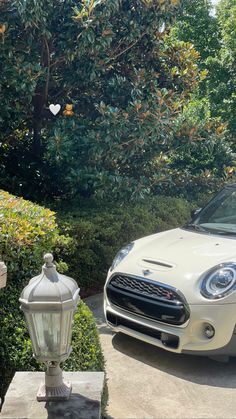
200, 262, 236, 299
110, 243, 134, 271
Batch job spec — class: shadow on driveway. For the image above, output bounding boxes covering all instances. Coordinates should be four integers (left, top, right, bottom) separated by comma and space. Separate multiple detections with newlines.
112, 332, 236, 389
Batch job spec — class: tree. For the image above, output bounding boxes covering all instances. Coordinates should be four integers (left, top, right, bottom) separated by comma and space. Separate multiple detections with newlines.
173, 0, 220, 61
0, 0, 233, 200
205, 0, 236, 140
174, 0, 236, 141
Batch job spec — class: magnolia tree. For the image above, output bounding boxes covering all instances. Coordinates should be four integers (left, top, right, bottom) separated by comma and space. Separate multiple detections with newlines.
0, 0, 233, 199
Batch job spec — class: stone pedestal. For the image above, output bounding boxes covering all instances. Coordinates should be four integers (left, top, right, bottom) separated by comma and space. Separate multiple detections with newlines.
0, 371, 104, 419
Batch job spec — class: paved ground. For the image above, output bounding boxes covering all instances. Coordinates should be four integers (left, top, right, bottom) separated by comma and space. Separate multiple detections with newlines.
86, 293, 236, 419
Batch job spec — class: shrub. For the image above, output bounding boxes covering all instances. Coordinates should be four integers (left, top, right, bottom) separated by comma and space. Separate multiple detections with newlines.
0, 191, 106, 406
64, 301, 105, 372
56, 196, 195, 294
0, 190, 60, 283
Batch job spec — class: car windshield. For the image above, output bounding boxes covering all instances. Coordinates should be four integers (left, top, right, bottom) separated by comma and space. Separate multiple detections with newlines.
184, 187, 236, 236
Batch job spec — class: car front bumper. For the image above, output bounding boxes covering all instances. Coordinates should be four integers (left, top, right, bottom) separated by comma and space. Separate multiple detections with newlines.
104, 290, 236, 356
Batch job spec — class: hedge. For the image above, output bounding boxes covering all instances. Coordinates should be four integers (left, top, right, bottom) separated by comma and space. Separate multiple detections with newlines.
55, 195, 196, 294
0, 190, 61, 282
0, 191, 106, 406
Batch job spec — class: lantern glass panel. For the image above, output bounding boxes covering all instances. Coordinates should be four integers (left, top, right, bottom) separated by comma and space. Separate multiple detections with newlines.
60, 310, 73, 354
24, 312, 40, 356
32, 312, 61, 358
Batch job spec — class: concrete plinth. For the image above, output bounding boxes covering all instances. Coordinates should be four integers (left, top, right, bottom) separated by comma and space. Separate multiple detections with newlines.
0, 371, 104, 419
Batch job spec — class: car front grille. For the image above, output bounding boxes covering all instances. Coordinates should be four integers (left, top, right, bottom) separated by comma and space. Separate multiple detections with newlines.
110, 275, 178, 303
106, 274, 190, 326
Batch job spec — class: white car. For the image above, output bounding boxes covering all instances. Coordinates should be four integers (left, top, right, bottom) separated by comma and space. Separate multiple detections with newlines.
104, 184, 236, 358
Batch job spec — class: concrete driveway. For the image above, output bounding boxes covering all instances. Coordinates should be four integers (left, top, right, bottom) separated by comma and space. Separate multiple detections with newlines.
86, 293, 236, 419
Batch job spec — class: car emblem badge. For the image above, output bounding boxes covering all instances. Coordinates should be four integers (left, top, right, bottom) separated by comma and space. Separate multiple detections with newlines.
143, 269, 152, 276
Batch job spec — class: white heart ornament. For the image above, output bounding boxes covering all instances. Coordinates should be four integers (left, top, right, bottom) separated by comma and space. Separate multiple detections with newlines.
49, 104, 61, 116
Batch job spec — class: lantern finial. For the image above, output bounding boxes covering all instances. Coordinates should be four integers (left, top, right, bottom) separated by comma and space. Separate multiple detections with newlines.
44, 253, 54, 267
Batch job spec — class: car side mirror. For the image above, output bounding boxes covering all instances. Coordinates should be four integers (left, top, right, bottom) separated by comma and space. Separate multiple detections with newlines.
191, 208, 202, 219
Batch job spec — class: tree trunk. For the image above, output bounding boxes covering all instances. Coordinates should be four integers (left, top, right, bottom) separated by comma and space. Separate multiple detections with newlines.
32, 37, 50, 157
32, 86, 44, 157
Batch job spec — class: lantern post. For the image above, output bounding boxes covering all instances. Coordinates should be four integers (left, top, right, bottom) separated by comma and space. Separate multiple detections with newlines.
19, 253, 80, 401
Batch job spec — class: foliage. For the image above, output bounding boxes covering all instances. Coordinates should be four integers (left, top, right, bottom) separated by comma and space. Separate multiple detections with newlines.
152, 98, 235, 196
0, 190, 62, 282
0, 0, 231, 200
0, 191, 105, 406
174, 0, 236, 142
173, 0, 220, 61
64, 301, 105, 372
204, 0, 236, 139
55, 195, 195, 293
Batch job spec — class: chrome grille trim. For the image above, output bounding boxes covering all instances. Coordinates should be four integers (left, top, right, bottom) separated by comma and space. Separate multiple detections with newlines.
109, 274, 183, 305
107, 273, 190, 326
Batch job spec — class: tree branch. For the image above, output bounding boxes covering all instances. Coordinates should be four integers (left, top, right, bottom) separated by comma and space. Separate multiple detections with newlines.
109, 32, 147, 62
44, 36, 50, 101
49, 57, 65, 69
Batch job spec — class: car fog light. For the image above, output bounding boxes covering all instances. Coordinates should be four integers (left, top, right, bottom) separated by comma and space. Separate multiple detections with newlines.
204, 324, 215, 339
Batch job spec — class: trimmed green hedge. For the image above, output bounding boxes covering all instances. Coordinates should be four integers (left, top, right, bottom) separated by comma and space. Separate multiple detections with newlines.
0, 189, 63, 282
0, 191, 105, 405
56, 196, 195, 294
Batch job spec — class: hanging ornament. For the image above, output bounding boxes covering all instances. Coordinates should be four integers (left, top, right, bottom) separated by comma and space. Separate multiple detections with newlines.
63, 104, 74, 117
0, 24, 6, 44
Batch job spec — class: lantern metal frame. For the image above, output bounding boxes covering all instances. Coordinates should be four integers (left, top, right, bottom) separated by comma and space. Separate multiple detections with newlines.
19, 254, 80, 402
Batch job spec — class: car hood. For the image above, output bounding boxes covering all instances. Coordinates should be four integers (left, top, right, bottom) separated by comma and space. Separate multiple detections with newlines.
116, 228, 236, 304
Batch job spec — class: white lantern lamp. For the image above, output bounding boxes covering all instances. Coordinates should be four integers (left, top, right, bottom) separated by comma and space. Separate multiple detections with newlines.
0, 261, 7, 289
19, 253, 80, 401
